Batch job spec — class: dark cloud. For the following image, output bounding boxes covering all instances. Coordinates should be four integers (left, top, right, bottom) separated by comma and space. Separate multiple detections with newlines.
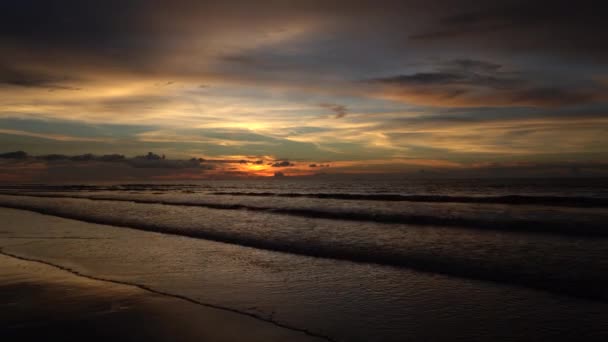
508, 87, 601, 107
0, 151, 28, 159
0, 65, 81, 90
372, 59, 523, 89
1, 0, 606, 91
371, 58, 607, 107
200, 158, 249, 164
271, 160, 295, 167
375, 72, 523, 90
409, 0, 608, 60
320, 103, 348, 118
1, 1, 606, 78
442, 59, 502, 73
0, 150, 216, 170
376, 105, 608, 133
32, 153, 125, 162
0, 1, 143, 54
127, 159, 213, 169
380, 72, 463, 85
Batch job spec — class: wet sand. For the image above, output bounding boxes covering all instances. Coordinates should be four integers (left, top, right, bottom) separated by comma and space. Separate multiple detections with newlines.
2, 207, 608, 341
0, 253, 325, 342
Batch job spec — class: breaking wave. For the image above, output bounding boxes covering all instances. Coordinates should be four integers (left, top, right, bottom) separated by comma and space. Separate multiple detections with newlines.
211, 192, 608, 208
1, 192, 606, 237
0, 194, 607, 301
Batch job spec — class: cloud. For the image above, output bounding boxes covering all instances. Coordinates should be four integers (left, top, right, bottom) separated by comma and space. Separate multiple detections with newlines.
443, 59, 502, 73
0, 65, 81, 90
126, 153, 214, 169
271, 160, 295, 167
0, 148, 334, 180
319, 103, 348, 118
408, 0, 608, 60
370, 59, 607, 107
0, 150, 28, 159
1, 149, 608, 182
0, 129, 112, 142
1, 0, 607, 173
220, 54, 261, 67
0, 150, 216, 169
0, 150, 243, 182
374, 71, 522, 89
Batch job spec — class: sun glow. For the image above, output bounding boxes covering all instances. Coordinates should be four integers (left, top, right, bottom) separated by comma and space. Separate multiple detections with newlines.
247, 164, 268, 172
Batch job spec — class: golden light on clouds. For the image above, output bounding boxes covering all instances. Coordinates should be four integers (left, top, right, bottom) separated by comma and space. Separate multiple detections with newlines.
1, 1, 607, 181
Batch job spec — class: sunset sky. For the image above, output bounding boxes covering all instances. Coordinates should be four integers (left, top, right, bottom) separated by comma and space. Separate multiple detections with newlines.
1, 0, 607, 181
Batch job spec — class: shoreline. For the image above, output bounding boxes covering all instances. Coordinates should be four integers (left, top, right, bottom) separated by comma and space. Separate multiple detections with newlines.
2, 206, 608, 341
0, 251, 328, 342
0, 198, 606, 303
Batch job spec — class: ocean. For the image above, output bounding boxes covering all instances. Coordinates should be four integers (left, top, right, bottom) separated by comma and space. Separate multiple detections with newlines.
1, 178, 607, 341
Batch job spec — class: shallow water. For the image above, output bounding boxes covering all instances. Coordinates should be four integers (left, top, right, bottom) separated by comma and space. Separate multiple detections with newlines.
1, 178, 607, 341
1, 209, 607, 341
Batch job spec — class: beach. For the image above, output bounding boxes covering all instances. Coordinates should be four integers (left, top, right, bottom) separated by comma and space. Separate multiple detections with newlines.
1, 185, 608, 342
3, 1, 608, 340
0, 249, 324, 342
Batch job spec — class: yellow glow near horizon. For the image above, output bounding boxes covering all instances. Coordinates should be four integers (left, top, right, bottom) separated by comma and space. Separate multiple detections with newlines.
247, 164, 268, 172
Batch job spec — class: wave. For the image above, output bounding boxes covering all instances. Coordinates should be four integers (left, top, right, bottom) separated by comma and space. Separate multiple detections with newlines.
211, 192, 608, 208
0, 194, 607, 302
1, 192, 606, 237
4, 185, 608, 208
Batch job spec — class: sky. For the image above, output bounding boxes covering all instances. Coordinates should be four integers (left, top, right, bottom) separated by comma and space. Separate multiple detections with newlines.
1, 0, 607, 181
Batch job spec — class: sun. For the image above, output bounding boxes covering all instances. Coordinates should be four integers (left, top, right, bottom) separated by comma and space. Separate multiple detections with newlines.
247, 164, 268, 172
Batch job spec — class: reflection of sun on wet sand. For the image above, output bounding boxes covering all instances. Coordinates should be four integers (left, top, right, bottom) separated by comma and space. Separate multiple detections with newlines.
0, 253, 325, 342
